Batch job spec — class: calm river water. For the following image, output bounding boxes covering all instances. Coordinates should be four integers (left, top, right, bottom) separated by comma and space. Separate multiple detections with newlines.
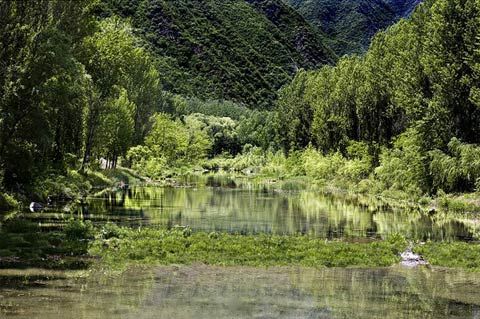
1, 176, 479, 318
1, 265, 480, 318
64, 179, 478, 240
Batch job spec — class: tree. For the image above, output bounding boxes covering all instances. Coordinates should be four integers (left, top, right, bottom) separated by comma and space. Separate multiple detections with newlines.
0, 0, 95, 187
79, 16, 163, 170
276, 70, 314, 151
94, 89, 135, 168
421, 0, 480, 145
184, 113, 239, 156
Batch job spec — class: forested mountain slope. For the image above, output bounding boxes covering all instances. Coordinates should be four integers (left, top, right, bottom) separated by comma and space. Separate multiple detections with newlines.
384, 0, 423, 16
284, 0, 422, 55
100, 0, 336, 108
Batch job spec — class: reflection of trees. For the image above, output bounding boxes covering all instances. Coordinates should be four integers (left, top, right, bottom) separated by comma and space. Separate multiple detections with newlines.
374, 210, 476, 241
86, 183, 477, 239
297, 266, 480, 319
3, 266, 479, 318
125, 266, 480, 319
0, 268, 156, 318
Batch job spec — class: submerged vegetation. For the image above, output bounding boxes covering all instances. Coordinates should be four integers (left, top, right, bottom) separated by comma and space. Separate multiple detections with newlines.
0, 219, 94, 269
3, 217, 480, 272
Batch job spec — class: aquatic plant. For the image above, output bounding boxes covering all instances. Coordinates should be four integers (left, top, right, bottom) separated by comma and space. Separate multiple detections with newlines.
414, 242, 480, 271
90, 227, 408, 269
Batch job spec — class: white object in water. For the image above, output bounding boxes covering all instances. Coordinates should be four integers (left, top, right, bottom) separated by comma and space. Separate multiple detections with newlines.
29, 202, 44, 212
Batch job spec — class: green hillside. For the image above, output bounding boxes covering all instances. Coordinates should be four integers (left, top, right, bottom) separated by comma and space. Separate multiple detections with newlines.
284, 0, 421, 55
100, 0, 336, 108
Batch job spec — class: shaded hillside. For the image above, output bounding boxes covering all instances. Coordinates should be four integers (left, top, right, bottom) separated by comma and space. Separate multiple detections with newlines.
384, 0, 423, 16
285, 0, 422, 55
101, 0, 336, 108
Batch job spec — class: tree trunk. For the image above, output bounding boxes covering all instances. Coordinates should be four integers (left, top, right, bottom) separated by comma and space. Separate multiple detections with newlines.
80, 107, 98, 173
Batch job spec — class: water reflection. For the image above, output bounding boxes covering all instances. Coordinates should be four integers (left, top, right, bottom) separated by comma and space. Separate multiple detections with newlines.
86, 183, 476, 241
1, 265, 480, 319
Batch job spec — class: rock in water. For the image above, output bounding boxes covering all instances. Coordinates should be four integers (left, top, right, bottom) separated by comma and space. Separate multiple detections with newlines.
29, 202, 44, 212
400, 248, 428, 267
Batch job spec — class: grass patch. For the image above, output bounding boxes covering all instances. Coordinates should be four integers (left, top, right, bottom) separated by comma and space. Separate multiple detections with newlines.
90, 225, 407, 270
0, 219, 95, 269
435, 193, 480, 213
414, 242, 480, 271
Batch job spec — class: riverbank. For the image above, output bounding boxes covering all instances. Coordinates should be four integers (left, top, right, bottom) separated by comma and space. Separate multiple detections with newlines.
4, 163, 479, 217
229, 172, 480, 216
198, 148, 480, 215
0, 167, 150, 213
2, 170, 480, 272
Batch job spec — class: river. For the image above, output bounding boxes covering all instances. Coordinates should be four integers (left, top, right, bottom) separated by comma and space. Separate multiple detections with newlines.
1, 176, 479, 318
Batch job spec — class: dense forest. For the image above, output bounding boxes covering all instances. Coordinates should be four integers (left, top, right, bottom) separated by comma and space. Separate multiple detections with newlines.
0, 0, 479, 209
277, 0, 480, 197
100, 0, 336, 107
284, 0, 422, 54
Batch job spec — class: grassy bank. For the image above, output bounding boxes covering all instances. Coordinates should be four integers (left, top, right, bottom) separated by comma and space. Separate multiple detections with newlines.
90, 225, 408, 270
3, 217, 480, 272
91, 225, 480, 272
198, 147, 480, 215
414, 242, 480, 271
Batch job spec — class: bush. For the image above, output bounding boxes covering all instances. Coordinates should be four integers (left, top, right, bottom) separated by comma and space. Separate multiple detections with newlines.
0, 193, 20, 211
31, 169, 93, 201
429, 138, 480, 193
143, 157, 168, 179
64, 219, 95, 241
303, 147, 344, 183
100, 222, 125, 240
126, 145, 152, 168
261, 151, 288, 177
374, 129, 426, 196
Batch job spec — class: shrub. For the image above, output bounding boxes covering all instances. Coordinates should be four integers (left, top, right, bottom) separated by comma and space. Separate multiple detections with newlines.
0, 193, 20, 211
303, 147, 344, 183
100, 222, 125, 240
375, 129, 427, 196
64, 219, 95, 241
429, 138, 480, 193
